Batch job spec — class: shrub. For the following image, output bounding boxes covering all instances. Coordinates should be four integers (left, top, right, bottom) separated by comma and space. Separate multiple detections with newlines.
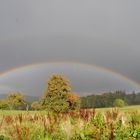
113, 99, 125, 107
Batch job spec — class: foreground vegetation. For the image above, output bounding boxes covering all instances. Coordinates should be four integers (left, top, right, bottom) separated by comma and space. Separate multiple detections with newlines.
0, 107, 140, 140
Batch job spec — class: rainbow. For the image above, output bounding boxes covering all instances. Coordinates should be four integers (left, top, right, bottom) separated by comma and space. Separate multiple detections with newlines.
0, 61, 140, 88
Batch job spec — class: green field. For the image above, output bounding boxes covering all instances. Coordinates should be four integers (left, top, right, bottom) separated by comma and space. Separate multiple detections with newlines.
96, 105, 140, 112
0, 105, 140, 115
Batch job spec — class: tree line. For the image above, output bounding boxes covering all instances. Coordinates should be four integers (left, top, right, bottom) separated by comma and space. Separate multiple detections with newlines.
0, 74, 140, 111
80, 91, 140, 108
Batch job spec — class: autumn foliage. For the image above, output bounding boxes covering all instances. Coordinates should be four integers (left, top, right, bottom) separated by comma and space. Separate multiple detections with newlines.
42, 74, 80, 112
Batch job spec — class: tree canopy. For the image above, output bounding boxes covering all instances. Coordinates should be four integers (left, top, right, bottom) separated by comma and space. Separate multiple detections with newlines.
41, 74, 80, 112
6, 92, 25, 110
113, 99, 126, 107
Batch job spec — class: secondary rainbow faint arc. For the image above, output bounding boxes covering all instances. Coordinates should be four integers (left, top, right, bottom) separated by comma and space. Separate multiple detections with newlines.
0, 61, 140, 88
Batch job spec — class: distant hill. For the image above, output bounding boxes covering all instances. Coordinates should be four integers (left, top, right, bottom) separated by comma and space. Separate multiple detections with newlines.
0, 94, 39, 103
0, 94, 6, 99
24, 95, 40, 102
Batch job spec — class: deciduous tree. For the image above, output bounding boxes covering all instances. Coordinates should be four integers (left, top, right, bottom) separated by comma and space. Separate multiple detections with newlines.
113, 99, 126, 107
31, 101, 42, 110
0, 100, 9, 110
42, 74, 80, 112
6, 92, 25, 110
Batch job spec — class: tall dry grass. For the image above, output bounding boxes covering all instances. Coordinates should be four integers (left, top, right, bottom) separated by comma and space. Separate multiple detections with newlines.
0, 109, 140, 140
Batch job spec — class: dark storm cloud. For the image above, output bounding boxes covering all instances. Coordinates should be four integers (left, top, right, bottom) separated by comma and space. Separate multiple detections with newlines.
0, 0, 140, 85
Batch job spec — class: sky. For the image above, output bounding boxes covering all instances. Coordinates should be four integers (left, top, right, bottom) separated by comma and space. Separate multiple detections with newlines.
0, 0, 140, 96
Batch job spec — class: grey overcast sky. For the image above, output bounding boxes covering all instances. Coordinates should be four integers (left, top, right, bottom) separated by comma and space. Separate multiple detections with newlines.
0, 0, 140, 95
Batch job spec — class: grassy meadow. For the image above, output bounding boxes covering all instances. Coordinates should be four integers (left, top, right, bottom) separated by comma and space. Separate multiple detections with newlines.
0, 105, 139, 115
0, 105, 140, 140
96, 105, 140, 113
